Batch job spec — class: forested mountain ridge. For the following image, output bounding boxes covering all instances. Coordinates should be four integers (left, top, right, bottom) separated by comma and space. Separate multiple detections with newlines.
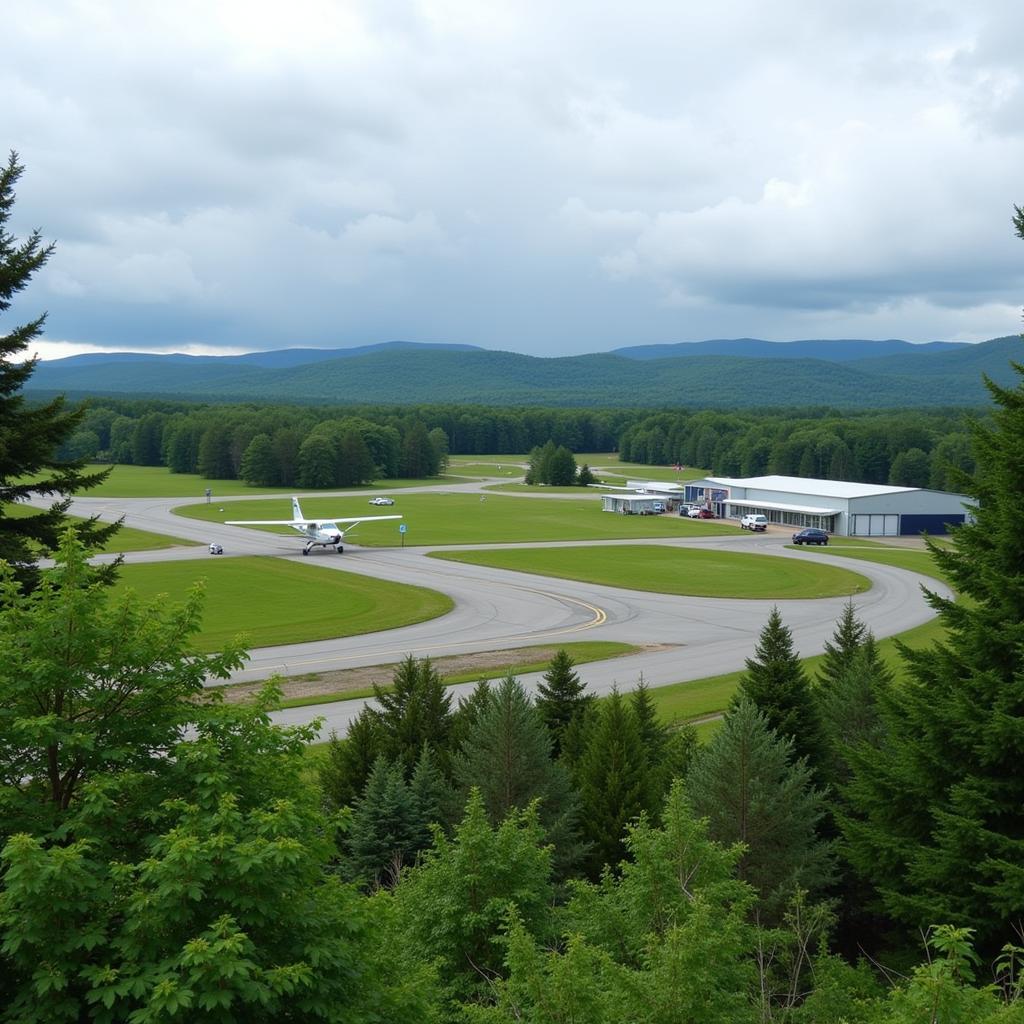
28, 335, 1022, 408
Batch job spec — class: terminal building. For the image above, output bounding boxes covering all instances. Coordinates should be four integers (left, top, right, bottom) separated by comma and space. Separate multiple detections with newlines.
679, 475, 973, 537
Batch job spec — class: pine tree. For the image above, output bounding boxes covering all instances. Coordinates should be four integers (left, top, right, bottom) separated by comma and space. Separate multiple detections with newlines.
687, 699, 835, 922
535, 648, 592, 756
574, 687, 652, 875
0, 152, 117, 591
817, 601, 868, 690
239, 432, 278, 486
448, 677, 492, 754
734, 606, 826, 772
346, 756, 430, 887
818, 636, 890, 789
374, 655, 454, 776
409, 742, 459, 834
453, 673, 582, 875
841, 296, 1024, 948
318, 712, 383, 810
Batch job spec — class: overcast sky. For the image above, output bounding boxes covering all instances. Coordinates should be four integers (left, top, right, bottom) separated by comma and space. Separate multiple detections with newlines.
4, 0, 1024, 359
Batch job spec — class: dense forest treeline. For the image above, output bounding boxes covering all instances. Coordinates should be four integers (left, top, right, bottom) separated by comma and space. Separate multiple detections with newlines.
58, 398, 980, 491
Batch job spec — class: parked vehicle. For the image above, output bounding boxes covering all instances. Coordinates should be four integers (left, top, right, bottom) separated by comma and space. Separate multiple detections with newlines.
740, 514, 768, 531
651, 502, 666, 514
686, 506, 703, 518
369, 496, 395, 506
209, 542, 224, 555
698, 508, 716, 519
792, 528, 829, 545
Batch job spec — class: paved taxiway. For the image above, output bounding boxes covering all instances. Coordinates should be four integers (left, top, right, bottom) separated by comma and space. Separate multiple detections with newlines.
59, 487, 952, 741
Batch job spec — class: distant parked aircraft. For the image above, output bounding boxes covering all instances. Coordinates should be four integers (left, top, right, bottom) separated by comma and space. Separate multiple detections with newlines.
226, 497, 402, 555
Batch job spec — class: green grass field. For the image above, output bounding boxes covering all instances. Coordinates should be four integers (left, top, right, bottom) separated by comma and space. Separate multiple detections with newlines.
791, 544, 948, 580
430, 545, 871, 599
5, 502, 193, 552
586, 460, 708, 483
643, 544, 954, 729
115, 558, 453, 652
175, 492, 739, 546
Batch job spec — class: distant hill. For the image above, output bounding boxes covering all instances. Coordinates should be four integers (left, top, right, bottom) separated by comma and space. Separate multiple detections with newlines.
27, 336, 1024, 409
610, 338, 968, 361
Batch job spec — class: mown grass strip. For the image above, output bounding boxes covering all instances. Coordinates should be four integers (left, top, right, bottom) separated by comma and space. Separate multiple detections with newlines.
177, 492, 739, 545
115, 557, 452, 652
431, 544, 871, 600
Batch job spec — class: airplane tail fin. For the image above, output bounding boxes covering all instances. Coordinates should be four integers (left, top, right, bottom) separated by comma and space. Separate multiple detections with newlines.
292, 496, 304, 522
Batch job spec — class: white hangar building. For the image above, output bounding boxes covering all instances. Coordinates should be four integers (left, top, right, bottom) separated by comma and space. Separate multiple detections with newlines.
681, 475, 973, 537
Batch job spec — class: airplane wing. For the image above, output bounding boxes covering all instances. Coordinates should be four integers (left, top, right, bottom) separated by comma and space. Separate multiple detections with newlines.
225, 518, 305, 525
225, 514, 403, 526
329, 515, 403, 525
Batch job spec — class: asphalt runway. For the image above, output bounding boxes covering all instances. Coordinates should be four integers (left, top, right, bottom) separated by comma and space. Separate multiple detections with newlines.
56, 486, 952, 741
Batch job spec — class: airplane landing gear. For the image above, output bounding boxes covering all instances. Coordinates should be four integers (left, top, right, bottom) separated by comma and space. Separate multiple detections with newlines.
303, 542, 312, 556
336, 544, 344, 553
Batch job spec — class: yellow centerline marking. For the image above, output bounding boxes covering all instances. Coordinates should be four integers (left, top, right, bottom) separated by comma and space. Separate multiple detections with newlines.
232, 585, 607, 679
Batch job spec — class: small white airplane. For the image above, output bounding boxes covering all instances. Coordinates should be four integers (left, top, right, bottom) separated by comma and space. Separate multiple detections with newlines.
226, 496, 402, 555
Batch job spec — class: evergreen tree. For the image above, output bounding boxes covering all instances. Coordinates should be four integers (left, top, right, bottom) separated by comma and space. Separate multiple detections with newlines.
409, 742, 459, 834
448, 678, 493, 754
841, 296, 1024, 948
338, 428, 376, 486
819, 637, 890, 789
346, 756, 429, 887
239, 432, 278, 486
297, 432, 337, 488
196, 421, 234, 479
373, 655, 454, 776
318, 713, 384, 810
400, 421, 438, 478
687, 700, 835, 921
453, 673, 582, 874
427, 426, 450, 474
734, 606, 826, 772
547, 445, 578, 486
576, 462, 596, 486
574, 687, 652, 875
0, 152, 117, 591
535, 648, 592, 756
817, 601, 868, 689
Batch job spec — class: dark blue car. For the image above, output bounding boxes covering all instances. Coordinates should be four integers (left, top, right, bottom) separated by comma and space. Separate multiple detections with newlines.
792, 528, 829, 546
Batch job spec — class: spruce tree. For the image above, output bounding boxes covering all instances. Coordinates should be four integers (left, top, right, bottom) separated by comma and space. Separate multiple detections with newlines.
374, 655, 454, 776
318, 712, 383, 810
734, 606, 826, 772
0, 152, 117, 591
817, 601, 868, 690
687, 699, 835, 922
818, 637, 890, 789
453, 673, 582, 874
448, 678, 492, 754
841, 294, 1024, 948
346, 756, 428, 887
535, 648, 592, 756
574, 687, 652, 875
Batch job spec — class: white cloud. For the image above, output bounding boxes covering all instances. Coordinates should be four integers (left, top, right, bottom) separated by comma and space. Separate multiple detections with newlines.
3, 0, 1022, 356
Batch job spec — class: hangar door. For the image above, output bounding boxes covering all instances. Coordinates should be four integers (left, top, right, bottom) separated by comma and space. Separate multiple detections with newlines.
850, 514, 899, 537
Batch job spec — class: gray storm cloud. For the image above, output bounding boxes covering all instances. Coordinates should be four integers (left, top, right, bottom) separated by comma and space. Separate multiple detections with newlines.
2, 0, 1023, 358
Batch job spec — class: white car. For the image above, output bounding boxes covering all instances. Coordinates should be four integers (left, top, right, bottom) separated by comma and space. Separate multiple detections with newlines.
686, 506, 703, 518
740, 514, 768, 531
209, 542, 224, 554
369, 496, 395, 506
